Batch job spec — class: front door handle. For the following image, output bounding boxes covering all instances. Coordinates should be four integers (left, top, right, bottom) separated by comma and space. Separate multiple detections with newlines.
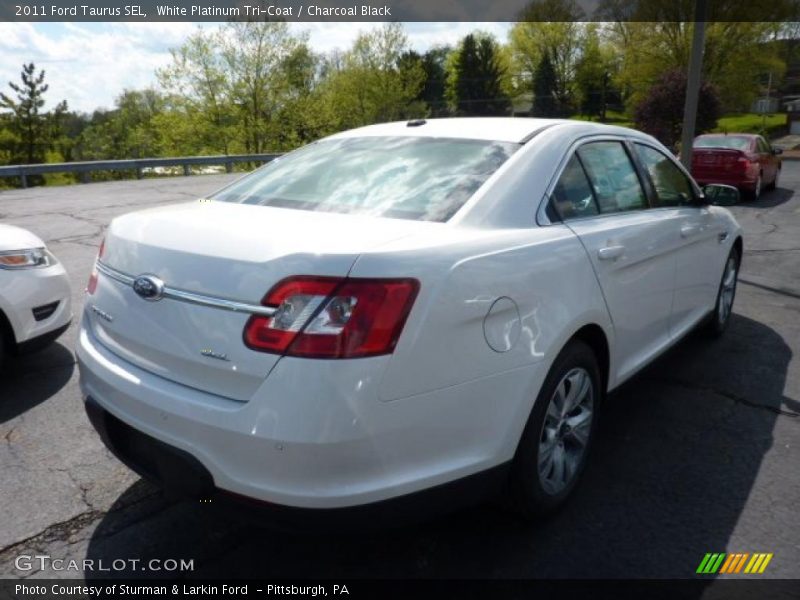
597, 245, 625, 261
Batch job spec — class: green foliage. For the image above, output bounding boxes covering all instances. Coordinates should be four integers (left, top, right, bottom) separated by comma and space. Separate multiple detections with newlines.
0, 63, 51, 165
319, 23, 426, 129
714, 113, 786, 137
449, 33, 511, 116
533, 51, 559, 117
608, 21, 784, 114
1, 19, 792, 190
633, 70, 721, 149
508, 11, 586, 113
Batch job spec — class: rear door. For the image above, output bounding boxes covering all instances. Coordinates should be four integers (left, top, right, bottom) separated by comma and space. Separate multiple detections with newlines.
633, 142, 722, 337
552, 140, 680, 382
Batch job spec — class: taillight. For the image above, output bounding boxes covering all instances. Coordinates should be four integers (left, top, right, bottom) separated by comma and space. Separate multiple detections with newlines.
85, 238, 105, 295
244, 276, 419, 359
736, 156, 753, 173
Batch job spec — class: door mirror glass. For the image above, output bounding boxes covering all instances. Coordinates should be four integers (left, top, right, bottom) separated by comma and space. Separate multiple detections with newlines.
702, 184, 740, 206
773, 147, 783, 155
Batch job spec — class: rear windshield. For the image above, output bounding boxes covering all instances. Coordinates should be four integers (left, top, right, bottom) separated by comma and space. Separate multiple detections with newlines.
694, 135, 752, 151
211, 136, 519, 222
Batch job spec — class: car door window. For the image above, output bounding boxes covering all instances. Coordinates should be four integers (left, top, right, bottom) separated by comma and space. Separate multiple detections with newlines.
550, 155, 599, 220
634, 143, 694, 208
576, 142, 646, 214
756, 137, 770, 154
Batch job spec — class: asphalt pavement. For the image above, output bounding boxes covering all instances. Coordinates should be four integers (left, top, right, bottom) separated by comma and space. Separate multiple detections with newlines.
0, 168, 798, 584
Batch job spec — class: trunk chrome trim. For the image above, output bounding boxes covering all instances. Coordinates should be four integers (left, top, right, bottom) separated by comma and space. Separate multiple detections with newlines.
95, 261, 277, 317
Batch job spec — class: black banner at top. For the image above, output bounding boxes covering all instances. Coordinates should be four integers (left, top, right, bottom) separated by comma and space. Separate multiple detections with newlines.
1, 0, 800, 22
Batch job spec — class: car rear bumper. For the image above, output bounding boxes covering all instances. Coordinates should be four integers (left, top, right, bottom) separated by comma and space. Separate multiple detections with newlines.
694, 173, 758, 190
84, 396, 510, 529
76, 319, 540, 509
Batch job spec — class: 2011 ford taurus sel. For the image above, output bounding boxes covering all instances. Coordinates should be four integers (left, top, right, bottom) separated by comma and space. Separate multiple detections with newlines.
77, 118, 743, 520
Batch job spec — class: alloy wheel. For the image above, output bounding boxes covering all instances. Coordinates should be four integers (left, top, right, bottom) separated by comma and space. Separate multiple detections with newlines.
538, 367, 594, 495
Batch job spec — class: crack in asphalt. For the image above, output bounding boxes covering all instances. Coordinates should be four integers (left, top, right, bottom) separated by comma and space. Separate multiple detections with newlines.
651, 377, 800, 418
0, 486, 164, 561
0, 509, 104, 557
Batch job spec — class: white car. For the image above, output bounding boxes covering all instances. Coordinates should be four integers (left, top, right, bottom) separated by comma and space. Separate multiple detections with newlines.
0, 224, 72, 366
76, 118, 742, 519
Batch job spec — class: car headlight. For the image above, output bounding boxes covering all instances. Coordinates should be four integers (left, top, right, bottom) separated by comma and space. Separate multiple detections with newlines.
0, 247, 52, 269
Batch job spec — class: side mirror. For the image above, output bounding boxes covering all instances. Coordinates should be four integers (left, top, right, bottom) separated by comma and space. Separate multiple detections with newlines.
702, 184, 740, 207
773, 148, 783, 155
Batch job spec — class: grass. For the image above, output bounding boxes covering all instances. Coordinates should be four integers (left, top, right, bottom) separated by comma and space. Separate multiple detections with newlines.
713, 113, 786, 137
568, 111, 787, 139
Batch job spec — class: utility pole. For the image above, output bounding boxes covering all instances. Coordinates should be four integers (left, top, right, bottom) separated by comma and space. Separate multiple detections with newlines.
762, 71, 773, 129
680, 0, 707, 169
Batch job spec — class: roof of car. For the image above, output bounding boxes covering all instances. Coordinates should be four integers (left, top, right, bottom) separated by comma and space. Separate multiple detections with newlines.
696, 133, 757, 138
325, 117, 601, 144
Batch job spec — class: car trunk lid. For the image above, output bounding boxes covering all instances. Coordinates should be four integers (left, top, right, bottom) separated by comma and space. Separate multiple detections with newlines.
86, 200, 428, 401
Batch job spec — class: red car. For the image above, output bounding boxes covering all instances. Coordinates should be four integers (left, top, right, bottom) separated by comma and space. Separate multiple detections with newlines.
691, 133, 782, 201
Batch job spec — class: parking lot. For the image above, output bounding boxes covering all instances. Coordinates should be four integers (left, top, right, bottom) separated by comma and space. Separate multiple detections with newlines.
1, 166, 798, 581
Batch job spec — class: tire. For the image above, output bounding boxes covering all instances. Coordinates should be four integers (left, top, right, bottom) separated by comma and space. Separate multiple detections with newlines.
766, 167, 779, 191
0, 330, 6, 372
508, 340, 601, 519
704, 247, 740, 338
745, 174, 762, 201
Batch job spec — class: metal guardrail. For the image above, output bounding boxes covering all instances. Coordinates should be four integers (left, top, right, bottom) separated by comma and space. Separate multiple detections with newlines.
0, 154, 281, 188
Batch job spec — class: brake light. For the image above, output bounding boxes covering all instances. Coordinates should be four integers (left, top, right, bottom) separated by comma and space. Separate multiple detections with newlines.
736, 156, 753, 173
244, 276, 419, 358
85, 238, 105, 295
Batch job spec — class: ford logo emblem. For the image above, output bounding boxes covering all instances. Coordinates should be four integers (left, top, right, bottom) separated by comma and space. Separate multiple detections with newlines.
132, 275, 165, 301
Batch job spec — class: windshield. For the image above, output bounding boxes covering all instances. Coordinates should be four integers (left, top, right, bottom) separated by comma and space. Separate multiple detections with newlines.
211, 136, 519, 222
694, 135, 752, 151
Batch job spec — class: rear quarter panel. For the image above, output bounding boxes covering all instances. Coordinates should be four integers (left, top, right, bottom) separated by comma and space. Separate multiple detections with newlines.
349, 225, 614, 404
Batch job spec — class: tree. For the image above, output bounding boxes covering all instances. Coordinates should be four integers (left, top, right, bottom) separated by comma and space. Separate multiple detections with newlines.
0, 63, 50, 164
633, 70, 721, 149
533, 51, 559, 117
574, 24, 616, 120
607, 19, 784, 113
320, 23, 426, 129
451, 33, 510, 116
419, 47, 451, 117
508, 1, 586, 112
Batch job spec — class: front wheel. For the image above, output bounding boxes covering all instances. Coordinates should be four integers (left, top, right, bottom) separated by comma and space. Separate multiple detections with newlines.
704, 247, 740, 338
508, 340, 601, 519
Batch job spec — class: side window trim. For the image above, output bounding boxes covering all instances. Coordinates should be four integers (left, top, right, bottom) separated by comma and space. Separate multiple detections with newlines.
537, 134, 657, 226
631, 140, 701, 208
547, 153, 601, 223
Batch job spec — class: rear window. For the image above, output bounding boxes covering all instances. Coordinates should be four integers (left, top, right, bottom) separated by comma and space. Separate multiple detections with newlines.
694, 136, 752, 151
211, 136, 519, 222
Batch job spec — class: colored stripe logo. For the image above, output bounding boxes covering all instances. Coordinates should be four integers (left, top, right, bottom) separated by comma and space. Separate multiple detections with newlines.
697, 553, 773, 574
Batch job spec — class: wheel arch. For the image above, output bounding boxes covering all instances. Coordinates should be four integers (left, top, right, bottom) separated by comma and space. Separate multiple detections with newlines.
0, 307, 17, 350
733, 235, 743, 259
568, 323, 610, 395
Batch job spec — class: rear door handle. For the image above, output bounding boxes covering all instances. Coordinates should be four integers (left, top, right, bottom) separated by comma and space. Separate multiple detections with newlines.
597, 245, 625, 261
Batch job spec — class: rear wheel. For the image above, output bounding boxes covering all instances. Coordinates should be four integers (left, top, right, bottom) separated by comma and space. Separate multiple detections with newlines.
745, 174, 762, 201
766, 167, 780, 191
508, 340, 600, 519
704, 247, 740, 338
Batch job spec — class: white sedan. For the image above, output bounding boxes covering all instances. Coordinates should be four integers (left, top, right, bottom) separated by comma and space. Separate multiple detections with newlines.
0, 224, 72, 366
76, 118, 742, 519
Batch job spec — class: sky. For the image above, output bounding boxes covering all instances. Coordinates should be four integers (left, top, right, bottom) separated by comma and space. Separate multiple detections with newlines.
0, 22, 511, 113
